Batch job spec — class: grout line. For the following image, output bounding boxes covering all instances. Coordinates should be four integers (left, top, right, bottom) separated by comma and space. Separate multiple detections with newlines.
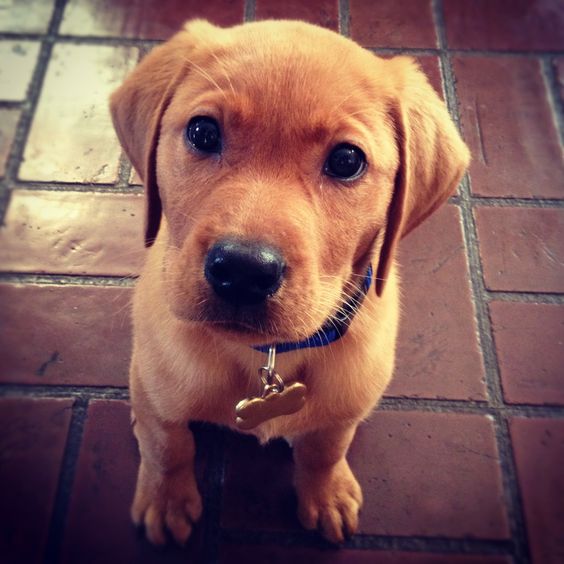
379, 397, 564, 417
491, 414, 532, 564
115, 152, 134, 189
0, 0, 67, 223
0, 273, 138, 287
3, 179, 563, 206
432, 1, 505, 409
433, 2, 530, 563
485, 291, 564, 304
43, 396, 88, 564
1, 30, 563, 57
2, 384, 563, 417
338, 0, 351, 37
6, 180, 143, 193
221, 529, 513, 554
0, 100, 24, 110
0, 384, 130, 401
470, 197, 564, 208
244, 0, 256, 22
0, 32, 164, 47
540, 56, 564, 146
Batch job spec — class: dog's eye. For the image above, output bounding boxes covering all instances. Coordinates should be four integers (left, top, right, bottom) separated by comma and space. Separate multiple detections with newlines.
185, 116, 221, 153
324, 144, 366, 180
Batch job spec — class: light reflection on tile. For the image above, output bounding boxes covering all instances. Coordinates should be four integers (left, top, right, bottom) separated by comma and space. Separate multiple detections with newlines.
0, 0, 55, 33
19, 44, 138, 183
0, 41, 40, 101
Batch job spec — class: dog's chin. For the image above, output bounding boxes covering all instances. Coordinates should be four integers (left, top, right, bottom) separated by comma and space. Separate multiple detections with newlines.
168, 298, 325, 346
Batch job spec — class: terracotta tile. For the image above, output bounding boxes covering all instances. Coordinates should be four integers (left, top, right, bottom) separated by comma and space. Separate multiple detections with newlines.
444, 0, 564, 51
60, 0, 244, 39
350, 0, 436, 48
0, 41, 40, 101
0, 0, 55, 33
510, 417, 564, 564
490, 302, 564, 406
61, 401, 209, 563
221, 433, 298, 531
0, 109, 20, 178
0, 190, 144, 276
474, 207, 564, 293
454, 57, 564, 199
19, 44, 138, 183
0, 284, 132, 386
220, 545, 512, 564
350, 411, 509, 539
388, 205, 486, 401
256, 0, 338, 30
0, 397, 72, 564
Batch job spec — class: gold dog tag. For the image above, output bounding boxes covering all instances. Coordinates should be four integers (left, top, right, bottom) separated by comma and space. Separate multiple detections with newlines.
235, 381, 307, 430
235, 345, 307, 430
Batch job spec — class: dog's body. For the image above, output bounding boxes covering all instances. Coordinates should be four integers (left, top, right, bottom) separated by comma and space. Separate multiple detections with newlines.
111, 20, 469, 545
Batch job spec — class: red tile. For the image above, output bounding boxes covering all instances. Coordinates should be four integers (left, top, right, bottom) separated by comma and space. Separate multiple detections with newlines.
0, 0, 55, 33
388, 205, 486, 401
474, 207, 564, 293
0, 190, 144, 276
19, 44, 138, 183
0, 284, 132, 386
61, 400, 207, 563
490, 302, 564, 406
220, 545, 511, 564
444, 0, 564, 52
256, 0, 339, 30
0, 41, 40, 101
221, 434, 298, 531
0, 397, 72, 564
350, 0, 437, 48
510, 417, 564, 564
0, 109, 20, 178
349, 411, 509, 539
60, 0, 244, 39
454, 57, 564, 199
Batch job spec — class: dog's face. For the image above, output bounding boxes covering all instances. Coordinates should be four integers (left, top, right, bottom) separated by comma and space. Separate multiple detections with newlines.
111, 20, 470, 345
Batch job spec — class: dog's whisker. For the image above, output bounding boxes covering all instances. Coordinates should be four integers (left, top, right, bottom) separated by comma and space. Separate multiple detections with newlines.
180, 55, 228, 100
209, 51, 237, 98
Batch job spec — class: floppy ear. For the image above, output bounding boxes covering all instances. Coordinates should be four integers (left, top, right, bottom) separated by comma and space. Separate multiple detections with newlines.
375, 58, 470, 296
110, 20, 217, 246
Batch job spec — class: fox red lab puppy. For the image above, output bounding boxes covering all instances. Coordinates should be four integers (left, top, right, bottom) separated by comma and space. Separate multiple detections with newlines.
110, 19, 469, 545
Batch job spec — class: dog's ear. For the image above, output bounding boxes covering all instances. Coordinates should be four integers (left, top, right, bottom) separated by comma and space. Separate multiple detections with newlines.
375, 58, 470, 296
110, 20, 218, 246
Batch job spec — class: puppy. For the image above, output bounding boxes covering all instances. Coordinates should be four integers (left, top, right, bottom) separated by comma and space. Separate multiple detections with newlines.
110, 19, 469, 545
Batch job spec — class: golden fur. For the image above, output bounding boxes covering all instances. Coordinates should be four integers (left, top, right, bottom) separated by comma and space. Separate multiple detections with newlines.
110, 19, 470, 545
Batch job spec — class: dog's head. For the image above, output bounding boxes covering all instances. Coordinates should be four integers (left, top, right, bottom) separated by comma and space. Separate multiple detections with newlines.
111, 20, 469, 345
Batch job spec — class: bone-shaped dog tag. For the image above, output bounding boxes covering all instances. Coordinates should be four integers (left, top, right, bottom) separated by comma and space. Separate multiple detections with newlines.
235, 382, 307, 431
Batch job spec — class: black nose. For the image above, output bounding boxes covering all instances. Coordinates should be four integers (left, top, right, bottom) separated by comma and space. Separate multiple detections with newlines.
204, 239, 286, 306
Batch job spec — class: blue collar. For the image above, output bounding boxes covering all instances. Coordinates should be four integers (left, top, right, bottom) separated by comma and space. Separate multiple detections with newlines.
252, 264, 373, 354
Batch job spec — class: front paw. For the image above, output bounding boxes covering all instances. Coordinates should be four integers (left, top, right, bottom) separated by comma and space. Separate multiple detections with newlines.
295, 459, 363, 544
131, 463, 203, 546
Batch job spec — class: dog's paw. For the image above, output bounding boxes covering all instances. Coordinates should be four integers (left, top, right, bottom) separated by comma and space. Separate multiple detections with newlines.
295, 459, 362, 544
131, 463, 203, 546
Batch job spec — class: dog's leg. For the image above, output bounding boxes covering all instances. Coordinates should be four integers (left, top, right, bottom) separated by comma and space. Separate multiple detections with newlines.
129, 376, 202, 545
293, 423, 362, 543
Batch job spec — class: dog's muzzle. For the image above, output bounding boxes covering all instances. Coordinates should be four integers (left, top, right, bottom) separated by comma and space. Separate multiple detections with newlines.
204, 238, 286, 306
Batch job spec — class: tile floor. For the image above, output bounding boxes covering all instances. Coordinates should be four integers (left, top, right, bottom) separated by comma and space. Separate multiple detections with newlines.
0, 1, 562, 563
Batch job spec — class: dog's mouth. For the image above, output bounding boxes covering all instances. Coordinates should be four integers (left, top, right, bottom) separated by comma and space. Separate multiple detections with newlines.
199, 302, 298, 341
